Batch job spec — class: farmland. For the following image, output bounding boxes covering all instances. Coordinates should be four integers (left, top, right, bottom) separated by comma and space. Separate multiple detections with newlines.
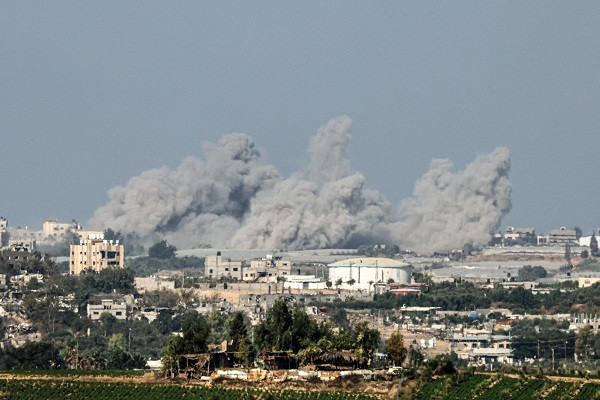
0, 377, 380, 400
412, 374, 600, 400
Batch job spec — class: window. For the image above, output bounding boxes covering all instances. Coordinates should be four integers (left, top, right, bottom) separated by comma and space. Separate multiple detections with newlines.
116, 311, 122, 316
233, 268, 238, 271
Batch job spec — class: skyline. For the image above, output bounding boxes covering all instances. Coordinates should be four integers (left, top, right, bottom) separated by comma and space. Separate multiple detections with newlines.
2, 2, 600, 235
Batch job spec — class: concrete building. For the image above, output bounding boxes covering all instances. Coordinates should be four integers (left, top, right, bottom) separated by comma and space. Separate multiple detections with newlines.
327, 257, 412, 291
283, 275, 327, 290
134, 276, 176, 292
205, 251, 243, 280
87, 299, 127, 320
6, 227, 40, 249
42, 218, 80, 239
502, 227, 536, 245
539, 227, 578, 245
578, 277, 600, 288
0, 217, 7, 247
2, 243, 34, 267
243, 254, 292, 282
69, 233, 124, 275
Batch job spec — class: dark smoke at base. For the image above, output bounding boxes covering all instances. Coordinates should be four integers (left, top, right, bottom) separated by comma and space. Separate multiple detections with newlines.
90, 116, 511, 253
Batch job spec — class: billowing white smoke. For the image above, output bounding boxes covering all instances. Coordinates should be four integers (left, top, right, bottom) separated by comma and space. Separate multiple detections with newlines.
90, 116, 512, 252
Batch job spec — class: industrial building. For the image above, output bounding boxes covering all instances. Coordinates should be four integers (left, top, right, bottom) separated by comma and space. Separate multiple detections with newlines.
327, 257, 411, 291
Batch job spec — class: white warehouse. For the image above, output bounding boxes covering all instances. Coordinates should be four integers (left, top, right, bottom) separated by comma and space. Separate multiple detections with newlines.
327, 257, 411, 291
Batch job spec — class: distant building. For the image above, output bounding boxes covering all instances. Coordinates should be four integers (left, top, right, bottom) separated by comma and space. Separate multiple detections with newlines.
70, 233, 124, 275
538, 227, 578, 245
578, 277, 600, 288
205, 251, 243, 280
502, 227, 536, 245
42, 218, 80, 239
243, 254, 292, 282
2, 243, 34, 266
134, 276, 176, 292
6, 227, 40, 249
0, 217, 7, 247
283, 275, 327, 290
327, 257, 411, 291
87, 299, 127, 320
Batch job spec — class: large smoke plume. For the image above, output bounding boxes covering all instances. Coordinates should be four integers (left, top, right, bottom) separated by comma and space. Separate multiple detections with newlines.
90, 116, 512, 252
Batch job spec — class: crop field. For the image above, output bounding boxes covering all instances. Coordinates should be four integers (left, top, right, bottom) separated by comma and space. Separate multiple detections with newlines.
0, 379, 379, 400
0, 369, 149, 378
412, 375, 600, 400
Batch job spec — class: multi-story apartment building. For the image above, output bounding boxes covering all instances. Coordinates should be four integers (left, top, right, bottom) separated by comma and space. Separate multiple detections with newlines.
42, 218, 80, 239
69, 233, 124, 275
205, 251, 243, 280
537, 227, 578, 245
87, 299, 127, 320
242, 254, 292, 282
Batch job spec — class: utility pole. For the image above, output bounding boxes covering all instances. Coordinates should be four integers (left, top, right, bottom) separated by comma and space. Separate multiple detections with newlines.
128, 328, 131, 352
552, 348, 555, 370
564, 341, 567, 362
537, 340, 541, 368
75, 334, 79, 370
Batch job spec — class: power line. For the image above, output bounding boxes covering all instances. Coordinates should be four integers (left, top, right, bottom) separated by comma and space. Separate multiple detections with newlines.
511, 336, 577, 345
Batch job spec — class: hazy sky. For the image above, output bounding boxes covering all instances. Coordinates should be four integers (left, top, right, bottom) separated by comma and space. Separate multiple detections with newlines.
1, 2, 599, 234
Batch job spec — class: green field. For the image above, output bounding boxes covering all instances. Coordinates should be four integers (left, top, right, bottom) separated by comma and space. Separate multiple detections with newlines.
413, 375, 600, 400
0, 379, 378, 400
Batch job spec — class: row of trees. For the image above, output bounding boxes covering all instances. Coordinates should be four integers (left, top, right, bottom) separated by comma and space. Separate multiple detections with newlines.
313, 277, 600, 315
162, 299, 395, 374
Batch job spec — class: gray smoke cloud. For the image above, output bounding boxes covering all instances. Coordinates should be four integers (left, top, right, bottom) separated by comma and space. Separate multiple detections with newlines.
90, 116, 512, 252
388, 148, 512, 252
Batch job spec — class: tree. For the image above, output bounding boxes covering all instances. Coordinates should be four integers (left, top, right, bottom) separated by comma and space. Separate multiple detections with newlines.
408, 348, 424, 369
517, 265, 548, 281
0, 342, 58, 369
180, 313, 211, 353
148, 240, 177, 259
228, 311, 248, 349
254, 299, 292, 351
152, 309, 176, 335
331, 309, 348, 327
346, 279, 356, 286
386, 330, 407, 366
161, 336, 183, 377
108, 333, 127, 352
335, 278, 343, 288
354, 322, 380, 367
591, 234, 598, 256
581, 250, 589, 259
575, 325, 593, 361
103, 228, 123, 242
325, 281, 332, 288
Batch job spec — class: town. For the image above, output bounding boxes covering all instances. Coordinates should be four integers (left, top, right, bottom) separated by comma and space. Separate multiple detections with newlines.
1, 216, 599, 389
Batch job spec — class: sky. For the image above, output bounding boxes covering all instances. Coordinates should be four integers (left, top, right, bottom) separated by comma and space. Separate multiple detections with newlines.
1, 1, 599, 235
